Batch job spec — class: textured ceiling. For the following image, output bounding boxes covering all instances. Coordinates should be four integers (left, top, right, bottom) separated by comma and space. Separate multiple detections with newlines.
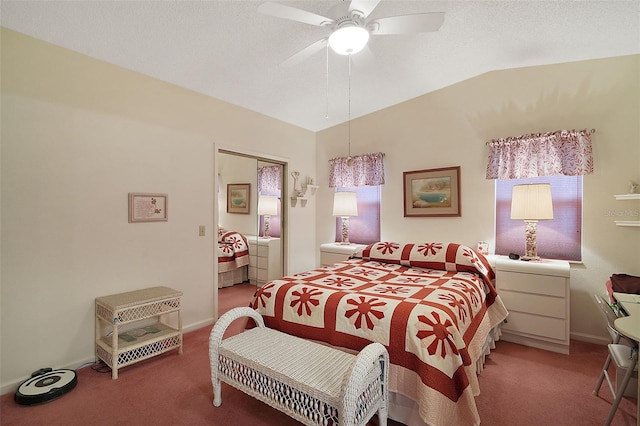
1, 1, 639, 132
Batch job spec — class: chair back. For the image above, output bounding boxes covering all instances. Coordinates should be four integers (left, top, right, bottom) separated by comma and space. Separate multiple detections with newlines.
594, 293, 635, 347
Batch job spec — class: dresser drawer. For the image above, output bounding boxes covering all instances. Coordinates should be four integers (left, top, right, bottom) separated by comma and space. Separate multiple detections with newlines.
503, 311, 567, 341
499, 290, 566, 319
248, 244, 269, 257
497, 271, 566, 297
490, 256, 571, 354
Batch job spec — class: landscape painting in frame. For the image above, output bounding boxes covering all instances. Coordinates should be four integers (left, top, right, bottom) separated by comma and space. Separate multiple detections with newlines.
227, 183, 250, 214
403, 166, 461, 217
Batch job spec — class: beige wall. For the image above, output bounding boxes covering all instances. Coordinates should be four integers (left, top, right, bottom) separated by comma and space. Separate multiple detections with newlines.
0, 28, 317, 393
2, 26, 638, 394
316, 55, 640, 344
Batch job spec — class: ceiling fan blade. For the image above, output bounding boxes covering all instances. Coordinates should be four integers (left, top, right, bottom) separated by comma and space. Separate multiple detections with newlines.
280, 38, 328, 68
368, 12, 445, 35
349, 0, 382, 19
258, 2, 334, 27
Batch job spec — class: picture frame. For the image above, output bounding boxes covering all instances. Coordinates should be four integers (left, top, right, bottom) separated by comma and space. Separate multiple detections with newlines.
128, 193, 168, 223
227, 183, 251, 214
403, 166, 461, 217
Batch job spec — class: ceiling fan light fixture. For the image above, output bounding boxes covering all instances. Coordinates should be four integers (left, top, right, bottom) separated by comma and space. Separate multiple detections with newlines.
328, 25, 369, 55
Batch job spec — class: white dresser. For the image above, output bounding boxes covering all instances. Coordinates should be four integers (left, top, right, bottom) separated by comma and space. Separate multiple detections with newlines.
489, 255, 571, 354
247, 236, 282, 286
320, 242, 367, 267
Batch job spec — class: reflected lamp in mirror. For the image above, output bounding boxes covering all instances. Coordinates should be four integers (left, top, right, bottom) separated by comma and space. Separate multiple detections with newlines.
333, 191, 358, 244
510, 183, 553, 261
258, 195, 278, 238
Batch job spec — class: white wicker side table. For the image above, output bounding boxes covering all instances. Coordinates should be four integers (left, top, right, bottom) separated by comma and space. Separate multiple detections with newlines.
95, 286, 183, 379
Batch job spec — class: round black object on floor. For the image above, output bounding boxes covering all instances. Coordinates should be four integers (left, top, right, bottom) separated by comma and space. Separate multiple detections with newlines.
15, 369, 77, 406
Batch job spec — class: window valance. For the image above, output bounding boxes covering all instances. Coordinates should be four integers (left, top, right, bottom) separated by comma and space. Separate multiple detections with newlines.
258, 165, 282, 192
329, 152, 385, 188
485, 129, 594, 179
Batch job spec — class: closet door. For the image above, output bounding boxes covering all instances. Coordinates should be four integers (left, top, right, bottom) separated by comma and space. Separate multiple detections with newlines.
217, 151, 285, 288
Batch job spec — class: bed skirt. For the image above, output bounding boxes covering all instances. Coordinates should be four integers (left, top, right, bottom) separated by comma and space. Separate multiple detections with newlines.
388, 321, 504, 426
218, 266, 248, 288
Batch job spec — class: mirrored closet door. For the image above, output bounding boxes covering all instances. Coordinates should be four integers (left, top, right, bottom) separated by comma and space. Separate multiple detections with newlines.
217, 150, 285, 292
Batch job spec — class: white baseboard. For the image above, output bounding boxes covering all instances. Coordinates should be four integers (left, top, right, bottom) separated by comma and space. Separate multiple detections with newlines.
1, 318, 217, 396
183, 317, 215, 333
570, 331, 609, 346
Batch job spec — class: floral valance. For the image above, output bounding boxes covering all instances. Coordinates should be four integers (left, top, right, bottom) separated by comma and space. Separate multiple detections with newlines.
258, 165, 281, 192
329, 152, 385, 188
485, 129, 594, 179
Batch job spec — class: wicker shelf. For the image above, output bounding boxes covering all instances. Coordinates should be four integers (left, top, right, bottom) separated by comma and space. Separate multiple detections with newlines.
95, 286, 183, 379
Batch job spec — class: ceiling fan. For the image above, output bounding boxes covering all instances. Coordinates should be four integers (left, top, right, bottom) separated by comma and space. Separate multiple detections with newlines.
258, 0, 445, 67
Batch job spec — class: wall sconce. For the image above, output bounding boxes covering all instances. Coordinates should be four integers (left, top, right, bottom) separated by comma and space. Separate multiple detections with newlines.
510, 183, 554, 260
333, 191, 358, 244
258, 195, 278, 239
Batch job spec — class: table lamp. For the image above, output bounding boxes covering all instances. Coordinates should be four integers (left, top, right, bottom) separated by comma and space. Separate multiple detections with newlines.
258, 195, 278, 238
333, 192, 358, 244
510, 183, 553, 261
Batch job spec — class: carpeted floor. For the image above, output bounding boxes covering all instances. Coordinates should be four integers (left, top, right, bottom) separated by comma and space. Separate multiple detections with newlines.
1, 283, 637, 426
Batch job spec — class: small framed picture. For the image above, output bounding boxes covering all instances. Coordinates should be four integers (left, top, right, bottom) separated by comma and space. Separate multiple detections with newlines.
403, 166, 461, 217
227, 183, 251, 214
128, 193, 168, 223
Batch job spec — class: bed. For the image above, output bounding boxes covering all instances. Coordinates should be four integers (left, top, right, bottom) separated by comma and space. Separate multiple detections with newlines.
248, 241, 509, 426
217, 230, 250, 288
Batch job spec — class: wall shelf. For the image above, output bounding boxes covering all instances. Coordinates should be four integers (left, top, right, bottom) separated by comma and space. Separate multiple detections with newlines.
615, 221, 640, 227
613, 193, 640, 226
299, 185, 319, 200
290, 197, 308, 208
290, 185, 319, 207
614, 194, 640, 200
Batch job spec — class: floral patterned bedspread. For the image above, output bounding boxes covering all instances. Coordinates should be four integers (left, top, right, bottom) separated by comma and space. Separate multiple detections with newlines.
217, 231, 249, 273
249, 242, 508, 426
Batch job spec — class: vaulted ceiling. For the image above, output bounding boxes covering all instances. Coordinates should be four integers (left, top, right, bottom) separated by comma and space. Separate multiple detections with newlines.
2, 1, 639, 132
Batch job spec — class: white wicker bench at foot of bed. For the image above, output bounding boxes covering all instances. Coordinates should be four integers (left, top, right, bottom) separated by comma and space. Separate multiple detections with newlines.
209, 307, 390, 426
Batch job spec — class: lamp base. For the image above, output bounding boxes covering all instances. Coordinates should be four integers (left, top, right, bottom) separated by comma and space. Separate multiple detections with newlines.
520, 255, 542, 261
340, 216, 350, 244
262, 215, 271, 239
523, 220, 541, 261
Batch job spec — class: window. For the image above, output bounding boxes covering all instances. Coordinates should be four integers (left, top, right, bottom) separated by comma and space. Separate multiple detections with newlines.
495, 175, 582, 261
335, 186, 381, 245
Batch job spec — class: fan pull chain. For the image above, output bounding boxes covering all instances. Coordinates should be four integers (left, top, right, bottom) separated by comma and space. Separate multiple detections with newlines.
347, 54, 352, 165
325, 43, 329, 120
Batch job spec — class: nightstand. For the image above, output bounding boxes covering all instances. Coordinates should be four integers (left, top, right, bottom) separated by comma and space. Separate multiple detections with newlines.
246, 236, 282, 286
320, 242, 367, 267
488, 255, 571, 354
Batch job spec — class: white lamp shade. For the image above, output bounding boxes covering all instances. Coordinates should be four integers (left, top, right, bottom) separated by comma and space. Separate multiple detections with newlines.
333, 192, 358, 217
258, 195, 278, 216
510, 184, 554, 220
328, 26, 369, 55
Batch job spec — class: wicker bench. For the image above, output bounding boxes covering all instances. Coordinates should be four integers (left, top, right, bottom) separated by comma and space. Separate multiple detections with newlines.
209, 307, 389, 426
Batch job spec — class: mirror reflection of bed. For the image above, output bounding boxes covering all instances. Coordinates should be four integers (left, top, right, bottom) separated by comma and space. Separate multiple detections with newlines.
217, 150, 285, 315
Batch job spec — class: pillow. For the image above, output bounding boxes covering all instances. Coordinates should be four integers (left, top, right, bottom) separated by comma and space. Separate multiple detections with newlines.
354, 241, 495, 286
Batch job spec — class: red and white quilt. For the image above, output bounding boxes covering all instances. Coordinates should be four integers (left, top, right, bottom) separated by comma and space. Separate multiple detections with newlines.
217, 231, 249, 273
250, 242, 508, 426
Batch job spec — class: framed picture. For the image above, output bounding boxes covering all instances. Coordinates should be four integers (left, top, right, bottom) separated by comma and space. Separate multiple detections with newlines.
403, 166, 461, 217
227, 183, 251, 214
129, 193, 168, 223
